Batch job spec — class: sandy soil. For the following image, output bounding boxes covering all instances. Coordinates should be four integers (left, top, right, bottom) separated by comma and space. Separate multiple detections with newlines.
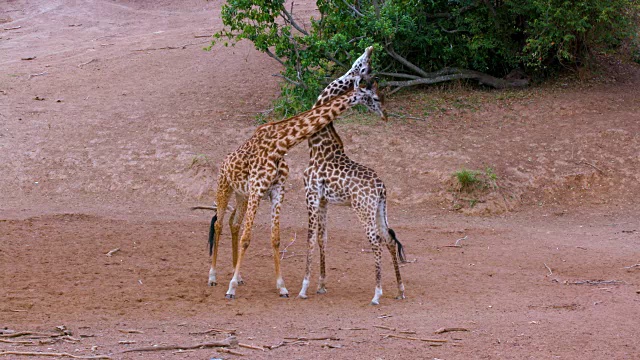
1, 1, 639, 359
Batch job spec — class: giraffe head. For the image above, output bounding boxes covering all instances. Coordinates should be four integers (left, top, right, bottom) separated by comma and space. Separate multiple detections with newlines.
348, 46, 374, 81
315, 46, 374, 107
350, 80, 387, 121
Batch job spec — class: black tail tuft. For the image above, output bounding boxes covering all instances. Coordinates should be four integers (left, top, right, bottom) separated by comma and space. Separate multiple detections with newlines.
388, 228, 406, 263
208, 215, 217, 257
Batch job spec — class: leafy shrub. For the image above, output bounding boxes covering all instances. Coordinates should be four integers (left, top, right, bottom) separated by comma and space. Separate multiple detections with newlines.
211, 0, 639, 116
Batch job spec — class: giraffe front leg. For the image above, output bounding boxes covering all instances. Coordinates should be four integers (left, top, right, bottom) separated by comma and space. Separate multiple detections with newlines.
298, 193, 320, 299
269, 186, 289, 298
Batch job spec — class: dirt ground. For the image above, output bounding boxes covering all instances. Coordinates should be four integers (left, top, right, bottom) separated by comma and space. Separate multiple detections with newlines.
1, 1, 639, 359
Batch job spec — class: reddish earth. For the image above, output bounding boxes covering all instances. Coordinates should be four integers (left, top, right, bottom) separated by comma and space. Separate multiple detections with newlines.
1, 1, 639, 359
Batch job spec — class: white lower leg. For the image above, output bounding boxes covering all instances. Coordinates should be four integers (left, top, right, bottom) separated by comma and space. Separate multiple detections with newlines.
298, 278, 310, 299
277, 277, 289, 297
371, 286, 383, 305
397, 283, 405, 299
226, 276, 239, 298
208, 267, 217, 286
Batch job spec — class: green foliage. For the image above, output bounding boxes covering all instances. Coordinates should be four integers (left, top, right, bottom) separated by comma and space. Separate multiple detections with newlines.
454, 167, 499, 192
210, 0, 639, 116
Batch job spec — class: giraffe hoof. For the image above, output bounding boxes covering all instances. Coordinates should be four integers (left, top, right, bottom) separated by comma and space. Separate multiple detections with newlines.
225, 294, 235, 300
316, 288, 327, 295
370, 300, 380, 306
395, 294, 406, 300
296, 294, 308, 300
208, 281, 217, 287
280, 293, 290, 298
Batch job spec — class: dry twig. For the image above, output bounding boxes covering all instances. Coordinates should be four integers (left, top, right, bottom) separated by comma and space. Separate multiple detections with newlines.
568, 280, 624, 286
27, 72, 47, 79
434, 327, 469, 334
106, 248, 120, 257
381, 333, 448, 343
373, 325, 395, 331
121, 336, 237, 353
623, 264, 640, 270
189, 327, 236, 335
0, 351, 110, 359
544, 263, 553, 276
117, 329, 143, 334
444, 235, 468, 248
217, 348, 245, 356
238, 343, 265, 351
77, 59, 96, 68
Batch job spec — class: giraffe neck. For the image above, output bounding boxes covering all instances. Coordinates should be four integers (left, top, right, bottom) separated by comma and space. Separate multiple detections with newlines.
260, 90, 355, 155
307, 75, 359, 158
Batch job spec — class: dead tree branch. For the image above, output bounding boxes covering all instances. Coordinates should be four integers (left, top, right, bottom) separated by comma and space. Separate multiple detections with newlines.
122, 336, 237, 353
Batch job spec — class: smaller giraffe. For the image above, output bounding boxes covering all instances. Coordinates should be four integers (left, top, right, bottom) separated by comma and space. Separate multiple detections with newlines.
205, 81, 386, 299
298, 48, 406, 305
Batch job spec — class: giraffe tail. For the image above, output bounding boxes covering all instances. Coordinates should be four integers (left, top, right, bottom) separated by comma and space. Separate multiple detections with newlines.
388, 228, 406, 263
190, 205, 219, 257
376, 189, 407, 263
208, 214, 217, 257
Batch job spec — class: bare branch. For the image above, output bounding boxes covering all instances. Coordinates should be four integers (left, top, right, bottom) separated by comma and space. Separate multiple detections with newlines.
272, 73, 302, 86
264, 48, 286, 67
342, 0, 364, 17
384, 67, 529, 94
281, 3, 308, 35
378, 72, 421, 80
384, 44, 430, 78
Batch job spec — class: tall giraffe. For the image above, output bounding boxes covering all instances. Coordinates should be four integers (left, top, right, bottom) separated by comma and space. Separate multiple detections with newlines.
206, 82, 386, 299
297, 49, 406, 305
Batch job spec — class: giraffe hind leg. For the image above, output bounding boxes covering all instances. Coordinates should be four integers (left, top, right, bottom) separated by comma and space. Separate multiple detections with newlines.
316, 200, 328, 294
299, 193, 320, 299
230, 194, 247, 285
210, 181, 232, 286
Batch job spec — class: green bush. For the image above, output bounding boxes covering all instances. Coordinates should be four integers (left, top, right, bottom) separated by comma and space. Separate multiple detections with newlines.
211, 0, 639, 116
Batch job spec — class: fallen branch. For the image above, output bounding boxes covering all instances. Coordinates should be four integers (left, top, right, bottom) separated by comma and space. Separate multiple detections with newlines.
121, 336, 237, 353
27, 72, 47, 80
434, 327, 469, 334
238, 343, 265, 351
284, 336, 340, 341
106, 248, 120, 257
77, 59, 96, 68
0, 351, 110, 359
576, 160, 605, 174
117, 329, 143, 334
544, 263, 553, 277
0, 331, 60, 338
4, 26, 21, 30
568, 280, 624, 286
0, 338, 34, 344
189, 327, 237, 335
623, 264, 640, 270
444, 235, 468, 248
381, 333, 448, 343
339, 327, 366, 331
384, 67, 528, 94
373, 325, 395, 331
217, 348, 245, 356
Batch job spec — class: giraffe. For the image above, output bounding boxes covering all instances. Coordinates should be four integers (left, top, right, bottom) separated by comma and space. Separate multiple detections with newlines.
205, 81, 386, 299
297, 48, 407, 305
